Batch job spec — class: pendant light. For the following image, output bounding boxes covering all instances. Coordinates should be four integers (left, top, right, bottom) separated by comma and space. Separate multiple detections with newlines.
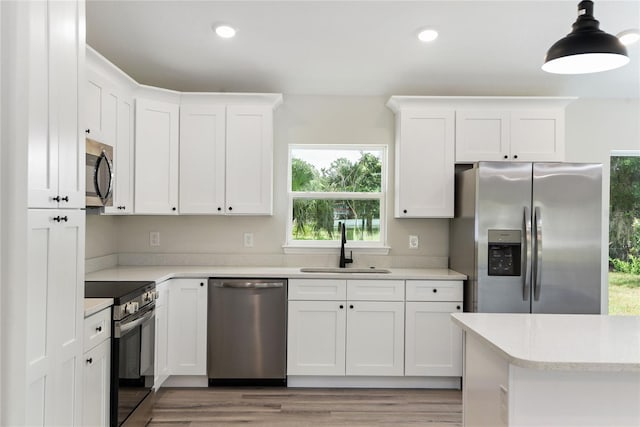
543, 0, 629, 74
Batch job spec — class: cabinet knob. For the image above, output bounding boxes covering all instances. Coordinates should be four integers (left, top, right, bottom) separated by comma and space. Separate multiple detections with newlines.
339, 305, 344, 309
86, 357, 93, 364
456, 305, 461, 310
349, 304, 354, 309
433, 288, 438, 293
503, 155, 508, 159
200, 282, 204, 287
172, 207, 177, 211
60, 196, 69, 202
217, 207, 222, 211
513, 155, 518, 159
60, 216, 68, 222
228, 206, 233, 211
52, 196, 60, 202
403, 209, 407, 214
96, 326, 102, 332
53, 216, 61, 222
85, 129, 90, 134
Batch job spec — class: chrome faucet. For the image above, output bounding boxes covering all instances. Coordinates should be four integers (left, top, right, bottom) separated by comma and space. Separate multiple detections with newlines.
339, 222, 353, 268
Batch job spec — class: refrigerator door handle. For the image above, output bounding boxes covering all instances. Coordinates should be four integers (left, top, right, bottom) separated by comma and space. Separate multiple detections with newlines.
533, 206, 543, 301
523, 206, 532, 301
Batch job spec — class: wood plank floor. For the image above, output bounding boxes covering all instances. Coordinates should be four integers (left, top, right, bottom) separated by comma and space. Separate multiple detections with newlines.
148, 387, 462, 426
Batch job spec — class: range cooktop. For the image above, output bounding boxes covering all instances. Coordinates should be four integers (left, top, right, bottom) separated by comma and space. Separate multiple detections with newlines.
85, 280, 155, 302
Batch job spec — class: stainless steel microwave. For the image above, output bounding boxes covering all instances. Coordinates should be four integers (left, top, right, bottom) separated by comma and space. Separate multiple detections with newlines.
86, 138, 113, 207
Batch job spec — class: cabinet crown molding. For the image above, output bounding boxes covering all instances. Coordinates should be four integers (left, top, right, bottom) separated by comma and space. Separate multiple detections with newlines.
386, 96, 577, 113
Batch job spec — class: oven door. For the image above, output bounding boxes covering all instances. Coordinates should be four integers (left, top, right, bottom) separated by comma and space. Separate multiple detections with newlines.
86, 138, 114, 207
112, 304, 155, 427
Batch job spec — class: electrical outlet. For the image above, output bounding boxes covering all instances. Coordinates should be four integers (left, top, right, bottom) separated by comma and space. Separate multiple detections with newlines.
243, 232, 254, 248
149, 231, 160, 247
409, 235, 419, 249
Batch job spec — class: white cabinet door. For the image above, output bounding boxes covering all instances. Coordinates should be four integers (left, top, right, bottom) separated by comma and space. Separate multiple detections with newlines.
395, 109, 454, 218
287, 300, 347, 376
28, 0, 84, 210
345, 301, 404, 376
225, 105, 273, 215
405, 302, 462, 376
179, 105, 226, 214
27, 209, 84, 426
168, 279, 208, 375
82, 338, 110, 427
510, 110, 564, 162
455, 110, 510, 162
154, 281, 170, 389
85, 70, 108, 144
134, 99, 179, 214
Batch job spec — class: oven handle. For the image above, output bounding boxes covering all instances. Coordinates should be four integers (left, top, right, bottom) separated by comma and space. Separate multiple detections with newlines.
115, 308, 155, 338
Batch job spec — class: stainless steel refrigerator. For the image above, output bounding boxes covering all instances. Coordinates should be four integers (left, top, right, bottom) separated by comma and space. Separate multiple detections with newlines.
450, 162, 602, 314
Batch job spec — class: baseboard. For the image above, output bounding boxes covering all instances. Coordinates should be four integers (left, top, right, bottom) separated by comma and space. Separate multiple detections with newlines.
287, 376, 461, 389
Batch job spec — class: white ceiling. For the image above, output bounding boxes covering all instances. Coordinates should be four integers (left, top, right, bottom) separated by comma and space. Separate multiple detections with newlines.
86, 0, 640, 98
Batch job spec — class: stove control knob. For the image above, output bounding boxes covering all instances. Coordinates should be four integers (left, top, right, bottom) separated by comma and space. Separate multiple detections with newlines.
125, 302, 139, 314
143, 292, 152, 302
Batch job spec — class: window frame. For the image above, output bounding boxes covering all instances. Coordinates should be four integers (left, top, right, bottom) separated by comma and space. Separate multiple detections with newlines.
285, 144, 388, 251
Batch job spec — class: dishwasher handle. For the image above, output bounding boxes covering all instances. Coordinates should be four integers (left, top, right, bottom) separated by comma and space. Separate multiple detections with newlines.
212, 281, 284, 289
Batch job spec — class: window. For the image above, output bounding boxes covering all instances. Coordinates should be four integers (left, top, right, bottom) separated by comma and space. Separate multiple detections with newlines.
286, 145, 387, 249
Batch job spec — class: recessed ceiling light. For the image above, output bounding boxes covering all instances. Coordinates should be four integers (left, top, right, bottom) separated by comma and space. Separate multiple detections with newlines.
214, 25, 236, 39
617, 29, 640, 46
418, 29, 438, 43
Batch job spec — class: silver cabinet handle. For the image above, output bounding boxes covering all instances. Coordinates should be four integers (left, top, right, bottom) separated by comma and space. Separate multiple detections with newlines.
522, 206, 532, 301
533, 206, 543, 301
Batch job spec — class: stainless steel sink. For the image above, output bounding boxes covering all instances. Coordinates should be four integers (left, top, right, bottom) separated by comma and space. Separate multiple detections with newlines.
299, 267, 391, 274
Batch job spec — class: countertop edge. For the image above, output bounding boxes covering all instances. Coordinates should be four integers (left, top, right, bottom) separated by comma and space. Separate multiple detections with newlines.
84, 298, 114, 318
451, 314, 640, 373
86, 266, 467, 283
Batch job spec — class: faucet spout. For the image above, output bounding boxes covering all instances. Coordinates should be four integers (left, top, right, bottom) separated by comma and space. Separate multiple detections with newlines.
339, 222, 353, 268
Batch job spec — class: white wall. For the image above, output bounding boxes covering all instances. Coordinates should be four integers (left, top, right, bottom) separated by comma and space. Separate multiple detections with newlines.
86, 96, 640, 271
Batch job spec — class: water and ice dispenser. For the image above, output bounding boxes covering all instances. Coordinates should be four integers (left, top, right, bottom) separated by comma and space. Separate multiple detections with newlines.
487, 230, 521, 276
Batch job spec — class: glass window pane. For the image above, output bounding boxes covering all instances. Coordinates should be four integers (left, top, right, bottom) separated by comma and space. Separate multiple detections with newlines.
291, 148, 382, 192
292, 199, 381, 241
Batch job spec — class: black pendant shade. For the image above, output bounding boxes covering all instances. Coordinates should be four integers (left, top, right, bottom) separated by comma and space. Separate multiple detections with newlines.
543, 0, 629, 74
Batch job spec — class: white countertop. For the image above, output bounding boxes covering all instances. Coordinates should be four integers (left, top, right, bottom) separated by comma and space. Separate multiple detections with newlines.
84, 298, 113, 317
452, 313, 640, 372
85, 265, 466, 283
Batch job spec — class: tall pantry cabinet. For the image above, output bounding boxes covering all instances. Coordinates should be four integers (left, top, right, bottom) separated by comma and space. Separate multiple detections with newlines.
1, 1, 86, 426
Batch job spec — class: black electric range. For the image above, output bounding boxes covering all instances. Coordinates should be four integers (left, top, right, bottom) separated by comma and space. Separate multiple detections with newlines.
85, 281, 156, 320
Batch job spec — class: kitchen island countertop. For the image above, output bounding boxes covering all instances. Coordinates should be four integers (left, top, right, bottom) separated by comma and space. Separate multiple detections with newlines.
452, 312, 640, 372
85, 265, 466, 283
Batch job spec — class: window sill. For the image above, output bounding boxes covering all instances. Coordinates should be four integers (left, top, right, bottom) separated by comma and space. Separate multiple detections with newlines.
282, 245, 390, 255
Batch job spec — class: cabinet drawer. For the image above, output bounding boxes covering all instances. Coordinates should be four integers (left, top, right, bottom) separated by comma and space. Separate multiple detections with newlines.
84, 307, 111, 353
289, 279, 347, 301
347, 280, 405, 301
406, 280, 463, 302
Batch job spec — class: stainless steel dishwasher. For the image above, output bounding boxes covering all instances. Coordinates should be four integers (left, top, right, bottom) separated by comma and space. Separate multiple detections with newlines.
207, 278, 287, 385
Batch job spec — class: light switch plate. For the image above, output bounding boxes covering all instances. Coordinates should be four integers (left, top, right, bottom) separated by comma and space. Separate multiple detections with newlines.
243, 232, 254, 248
409, 235, 419, 249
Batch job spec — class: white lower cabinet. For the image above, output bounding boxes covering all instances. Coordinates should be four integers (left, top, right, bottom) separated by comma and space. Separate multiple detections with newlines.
82, 339, 111, 427
168, 279, 208, 375
155, 278, 207, 389
405, 281, 463, 377
287, 279, 405, 377
287, 300, 346, 376
345, 301, 404, 376
82, 307, 111, 427
154, 280, 170, 389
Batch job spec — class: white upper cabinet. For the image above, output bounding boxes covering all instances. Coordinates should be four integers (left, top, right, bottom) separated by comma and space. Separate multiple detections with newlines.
28, 0, 84, 210
86, 48, 136, 214
134, 98, 180, 214
179, 100, 280, 215
179, 105, 226, 214
225, 105, 274, 215
387, 98, 455, 218
454, 98, 572, 163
